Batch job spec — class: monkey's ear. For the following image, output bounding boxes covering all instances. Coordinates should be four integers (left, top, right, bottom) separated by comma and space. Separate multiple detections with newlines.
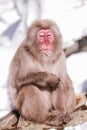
26, 26, 39, 44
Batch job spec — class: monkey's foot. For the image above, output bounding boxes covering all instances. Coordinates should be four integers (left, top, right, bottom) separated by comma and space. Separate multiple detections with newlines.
45, 113, 71, 126
60, 112, 71, 123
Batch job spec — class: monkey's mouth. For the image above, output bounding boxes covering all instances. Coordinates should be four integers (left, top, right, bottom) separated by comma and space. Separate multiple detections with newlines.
40, 49, 51, 52
40, 49, 52, 55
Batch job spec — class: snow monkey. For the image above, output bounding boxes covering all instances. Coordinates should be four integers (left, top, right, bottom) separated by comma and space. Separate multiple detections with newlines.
9, 19, 76, 126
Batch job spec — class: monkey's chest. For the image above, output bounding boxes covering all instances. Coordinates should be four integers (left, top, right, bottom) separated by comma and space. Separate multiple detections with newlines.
42, 64, 59, 76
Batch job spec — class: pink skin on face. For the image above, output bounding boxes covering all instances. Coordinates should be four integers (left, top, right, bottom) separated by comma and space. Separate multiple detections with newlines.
37, 29, 54, 55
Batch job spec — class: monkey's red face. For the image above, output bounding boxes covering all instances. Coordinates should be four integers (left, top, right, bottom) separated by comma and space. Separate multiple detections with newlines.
37, 29, 54, 55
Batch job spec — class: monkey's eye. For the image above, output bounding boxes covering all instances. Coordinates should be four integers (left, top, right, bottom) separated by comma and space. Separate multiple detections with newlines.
47, 33, 52, 37
39, 33, 45, 37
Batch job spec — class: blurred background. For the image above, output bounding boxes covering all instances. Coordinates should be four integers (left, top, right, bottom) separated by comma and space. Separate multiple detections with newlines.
0, 0, 87, 117
0, 0, 87, 47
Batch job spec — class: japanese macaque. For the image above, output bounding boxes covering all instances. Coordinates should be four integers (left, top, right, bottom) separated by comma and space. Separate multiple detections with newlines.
9, 19, 76, 126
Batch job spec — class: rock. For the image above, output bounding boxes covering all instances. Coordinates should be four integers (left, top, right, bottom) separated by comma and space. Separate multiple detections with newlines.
64, 92, 87, 130
0, 111, 18, 130
17, 117, 64, 130
65, 110, 87, 127
75, 92, 87, 110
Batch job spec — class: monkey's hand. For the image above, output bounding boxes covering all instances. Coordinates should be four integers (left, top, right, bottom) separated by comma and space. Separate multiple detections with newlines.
45, 112, 71, 126
18, 72, 60, 91
43, 72, 61, 91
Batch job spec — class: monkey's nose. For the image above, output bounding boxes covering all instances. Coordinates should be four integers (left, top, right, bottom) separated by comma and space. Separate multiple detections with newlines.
45, 41, 49, 45
44, 37, 49, 45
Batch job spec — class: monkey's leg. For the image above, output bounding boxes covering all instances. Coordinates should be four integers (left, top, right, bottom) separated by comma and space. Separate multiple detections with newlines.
45, 85, 71, 126
16, 85, 51, 123
64, 76, 76, 114
45, 78, 74, 126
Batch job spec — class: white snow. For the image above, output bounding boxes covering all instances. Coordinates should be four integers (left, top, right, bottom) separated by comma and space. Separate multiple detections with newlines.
64, 122, 87, 130
0, 46, 16, 118
42, 0, 87, 42
1, 0, 87, 43
0, 47, 16, 86
66, 52, 87, 93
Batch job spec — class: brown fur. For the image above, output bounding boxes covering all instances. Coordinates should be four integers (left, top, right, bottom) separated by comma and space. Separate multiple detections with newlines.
9, 19, 76, 126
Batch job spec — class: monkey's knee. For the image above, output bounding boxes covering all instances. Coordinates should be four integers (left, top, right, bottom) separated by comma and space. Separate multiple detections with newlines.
15, 87, 25, 111
65, 90, 76, 113
16, 86, 49, 122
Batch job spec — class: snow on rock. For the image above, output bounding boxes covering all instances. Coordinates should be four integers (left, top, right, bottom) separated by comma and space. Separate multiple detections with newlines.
66, 52, 87, 93
64, 122, 87, 130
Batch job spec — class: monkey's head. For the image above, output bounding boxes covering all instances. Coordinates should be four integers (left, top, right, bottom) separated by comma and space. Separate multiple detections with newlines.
26, 19, 63, 58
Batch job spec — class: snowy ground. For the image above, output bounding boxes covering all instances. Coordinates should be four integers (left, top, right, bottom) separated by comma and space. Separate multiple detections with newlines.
0, 46, 16, 118
64, 122, 87, 130
66, 52, 87, 93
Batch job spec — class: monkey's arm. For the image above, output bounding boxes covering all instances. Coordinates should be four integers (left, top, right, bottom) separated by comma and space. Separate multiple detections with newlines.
9, 47, 60, 91
17, 72, 60, 91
